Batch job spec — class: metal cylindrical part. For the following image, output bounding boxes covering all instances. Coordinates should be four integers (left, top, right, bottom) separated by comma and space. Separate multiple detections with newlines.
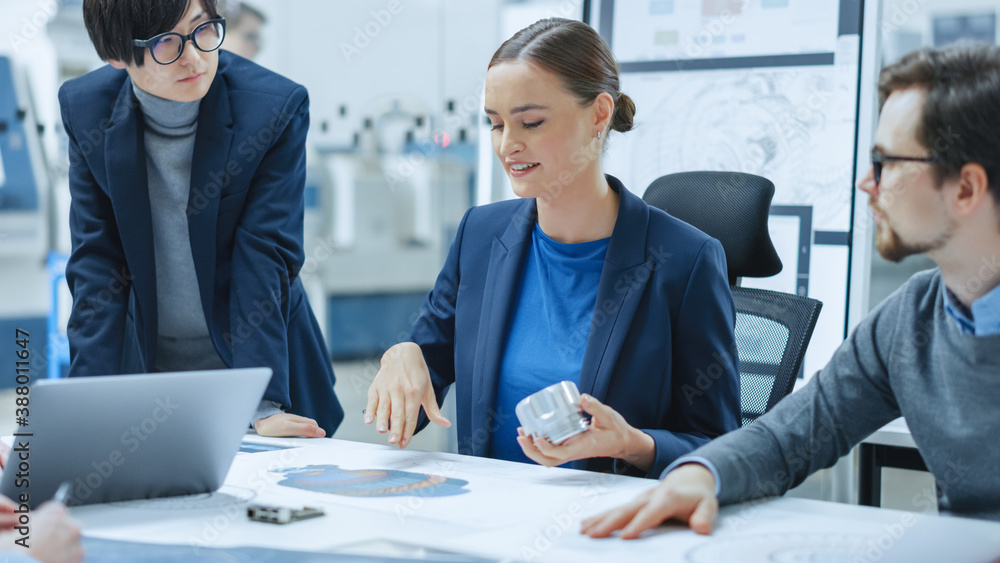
515, 381, 590, 445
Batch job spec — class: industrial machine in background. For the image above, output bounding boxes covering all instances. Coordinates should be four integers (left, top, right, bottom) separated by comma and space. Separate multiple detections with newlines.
304, 96, 477, 359
0, 55, 49, 259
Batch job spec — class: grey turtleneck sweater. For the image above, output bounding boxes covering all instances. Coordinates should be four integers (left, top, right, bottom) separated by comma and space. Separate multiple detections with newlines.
132, 83, 217, 366
133, 83, 281, 422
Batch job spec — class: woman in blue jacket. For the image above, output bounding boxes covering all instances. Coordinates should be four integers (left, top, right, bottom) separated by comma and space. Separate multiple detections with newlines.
366, 18, 739, 477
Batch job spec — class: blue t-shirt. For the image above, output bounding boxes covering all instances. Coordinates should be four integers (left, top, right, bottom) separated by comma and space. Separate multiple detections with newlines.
490, 223, 610, 464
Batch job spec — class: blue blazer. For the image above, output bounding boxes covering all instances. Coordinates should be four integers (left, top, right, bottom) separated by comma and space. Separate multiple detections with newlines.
414, 176, 740, 477
58, 51, 343, 433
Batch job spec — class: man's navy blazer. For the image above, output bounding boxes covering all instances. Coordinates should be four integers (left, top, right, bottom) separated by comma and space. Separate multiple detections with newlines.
414, 176, 740, 477
58, 51, 343, 433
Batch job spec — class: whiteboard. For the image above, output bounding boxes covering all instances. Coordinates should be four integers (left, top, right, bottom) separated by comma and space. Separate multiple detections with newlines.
609, 0, 841, 63
590, 0, 865, 379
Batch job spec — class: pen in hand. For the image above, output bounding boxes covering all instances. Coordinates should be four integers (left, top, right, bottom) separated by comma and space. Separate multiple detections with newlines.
53, 482, 72, 506
0, 440, 10, 470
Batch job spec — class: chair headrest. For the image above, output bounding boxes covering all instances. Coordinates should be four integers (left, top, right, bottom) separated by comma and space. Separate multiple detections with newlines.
643, 171, 783, 285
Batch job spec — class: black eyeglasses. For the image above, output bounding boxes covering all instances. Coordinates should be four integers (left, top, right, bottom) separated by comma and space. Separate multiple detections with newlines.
132, 18, 227, 65
870, 147, 938, 185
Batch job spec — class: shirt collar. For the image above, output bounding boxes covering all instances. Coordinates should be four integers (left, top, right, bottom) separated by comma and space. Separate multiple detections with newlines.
942, 281, 1000, 336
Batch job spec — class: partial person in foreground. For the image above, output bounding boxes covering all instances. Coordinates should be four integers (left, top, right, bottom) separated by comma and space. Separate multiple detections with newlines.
366, 18, 740, 478
0, 448, 83, 562
0, 445, 81, 562
582, 42, 1000, 538
0, 493, 81, 563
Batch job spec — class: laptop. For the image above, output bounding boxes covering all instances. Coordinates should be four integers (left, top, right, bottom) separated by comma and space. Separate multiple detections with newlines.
1, 368, 271, 508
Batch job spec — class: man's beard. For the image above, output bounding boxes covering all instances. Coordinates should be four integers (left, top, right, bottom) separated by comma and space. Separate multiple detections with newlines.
875, 217, 953, 263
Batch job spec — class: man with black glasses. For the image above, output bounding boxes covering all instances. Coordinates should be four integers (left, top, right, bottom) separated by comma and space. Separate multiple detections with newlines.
60, 0, 343, 437
582, 42, 1000, 537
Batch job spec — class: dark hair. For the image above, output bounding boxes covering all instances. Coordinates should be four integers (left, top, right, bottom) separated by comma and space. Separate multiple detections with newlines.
489, 18, 635, 134
878, 42, 1000, 199
83, 0, 220, 67
218, 1, 267, 27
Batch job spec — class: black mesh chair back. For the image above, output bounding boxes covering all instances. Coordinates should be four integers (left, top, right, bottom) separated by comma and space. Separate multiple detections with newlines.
732, 286, 822, 426
642, 171, 822, 426
643, 171, 782, 286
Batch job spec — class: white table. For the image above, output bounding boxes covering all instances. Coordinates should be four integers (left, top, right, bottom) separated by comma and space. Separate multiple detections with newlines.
863, 418, 916, 449
71, 436, 1000, 562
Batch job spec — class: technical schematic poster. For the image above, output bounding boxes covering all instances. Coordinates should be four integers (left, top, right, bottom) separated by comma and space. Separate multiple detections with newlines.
589, 0, 864, 379
610, 0, 841, 63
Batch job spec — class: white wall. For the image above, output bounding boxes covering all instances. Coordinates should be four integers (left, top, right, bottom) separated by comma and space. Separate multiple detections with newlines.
882, 0, 998, 35
881, 0, 997, 63
249, 0, 503, 150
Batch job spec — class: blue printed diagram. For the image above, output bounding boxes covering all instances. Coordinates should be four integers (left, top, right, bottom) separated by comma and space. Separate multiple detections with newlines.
272, 465, 470, 497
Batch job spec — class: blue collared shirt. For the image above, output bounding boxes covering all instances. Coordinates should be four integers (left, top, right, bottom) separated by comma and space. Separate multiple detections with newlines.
942, 281, 1000, 336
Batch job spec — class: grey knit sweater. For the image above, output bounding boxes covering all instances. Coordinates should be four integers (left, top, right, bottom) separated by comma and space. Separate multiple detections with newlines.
133, 84, 280, 422
689, 269, 1000, 520
133, 83, 227, 373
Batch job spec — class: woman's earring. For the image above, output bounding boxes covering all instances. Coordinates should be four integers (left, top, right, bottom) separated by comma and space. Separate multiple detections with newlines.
597, 131, 601, 140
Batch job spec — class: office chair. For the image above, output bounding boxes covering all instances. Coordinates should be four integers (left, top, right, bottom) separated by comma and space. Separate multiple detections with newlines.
643, 171, 822, 426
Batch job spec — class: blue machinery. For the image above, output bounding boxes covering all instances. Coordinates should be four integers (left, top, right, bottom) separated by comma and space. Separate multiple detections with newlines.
0, 56, 46, 256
